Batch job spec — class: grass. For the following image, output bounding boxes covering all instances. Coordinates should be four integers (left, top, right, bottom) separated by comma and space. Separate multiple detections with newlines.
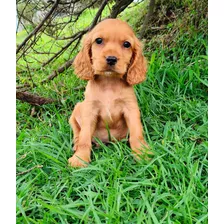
16, 2, 208, 223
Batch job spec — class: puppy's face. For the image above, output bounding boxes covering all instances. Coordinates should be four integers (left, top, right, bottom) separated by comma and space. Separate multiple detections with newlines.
74, 19, 147, 85
90, 20, 135, 77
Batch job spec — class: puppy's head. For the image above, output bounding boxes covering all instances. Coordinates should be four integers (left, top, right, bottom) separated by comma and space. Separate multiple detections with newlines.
74, 19, 147, 85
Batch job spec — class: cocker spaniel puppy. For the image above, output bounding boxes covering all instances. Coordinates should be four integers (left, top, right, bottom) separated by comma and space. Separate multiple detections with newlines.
68, 19, 151, 167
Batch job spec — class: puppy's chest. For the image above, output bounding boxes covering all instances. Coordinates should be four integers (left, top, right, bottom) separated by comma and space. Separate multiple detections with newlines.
98, 97, 124, 127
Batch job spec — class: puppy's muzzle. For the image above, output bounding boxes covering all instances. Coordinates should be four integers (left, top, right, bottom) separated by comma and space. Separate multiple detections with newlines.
106, 56, 117, 66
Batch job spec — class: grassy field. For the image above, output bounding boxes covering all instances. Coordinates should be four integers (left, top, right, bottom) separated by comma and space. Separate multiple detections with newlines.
16, 2, 208, 223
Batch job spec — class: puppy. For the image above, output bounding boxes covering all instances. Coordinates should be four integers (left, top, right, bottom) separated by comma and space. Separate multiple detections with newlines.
68, 19, 150, 167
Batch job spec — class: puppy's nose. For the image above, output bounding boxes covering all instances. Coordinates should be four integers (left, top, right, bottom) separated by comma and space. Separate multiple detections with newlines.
106, 56, 117, 66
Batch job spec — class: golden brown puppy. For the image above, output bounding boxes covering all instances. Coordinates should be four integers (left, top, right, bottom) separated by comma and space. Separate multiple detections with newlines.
68, 19, 151, 167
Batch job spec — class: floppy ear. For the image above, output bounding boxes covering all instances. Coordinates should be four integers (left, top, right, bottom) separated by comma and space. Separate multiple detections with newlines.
126, 37, 147, 85
73, 32, 94, 80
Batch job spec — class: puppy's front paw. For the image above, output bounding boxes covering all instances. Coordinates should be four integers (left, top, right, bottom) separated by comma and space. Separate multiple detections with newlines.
131, 140, 153, 160
68, 152, 90, 168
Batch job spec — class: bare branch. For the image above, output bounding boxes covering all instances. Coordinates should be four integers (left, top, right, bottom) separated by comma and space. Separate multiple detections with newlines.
16, 91, 57, 105
41, 58, 74, 84
110, 0, 134, 18
42, 30, 86, 67
16, 0, 60, 54
90, 0, 109, 29
16, 83, 31, 89
16, 165, 43, 176
139, 0, 156, 38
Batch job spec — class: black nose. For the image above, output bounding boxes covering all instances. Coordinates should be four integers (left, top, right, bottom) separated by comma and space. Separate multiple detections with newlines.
106, 56, 117, 66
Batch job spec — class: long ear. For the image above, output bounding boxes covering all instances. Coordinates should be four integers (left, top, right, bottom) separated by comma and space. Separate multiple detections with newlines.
126, 37, 147, 85
73, 32, 94, 80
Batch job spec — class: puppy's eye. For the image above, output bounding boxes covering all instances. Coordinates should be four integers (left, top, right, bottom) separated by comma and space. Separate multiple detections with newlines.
123, 41, 131, 48
95, 38, 103, 44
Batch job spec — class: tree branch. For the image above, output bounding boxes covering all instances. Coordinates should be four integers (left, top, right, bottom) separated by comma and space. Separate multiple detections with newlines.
42, 30, 85, 67
110, 0, 134, 18
89, 0, 109, 29
41, 58, 74, 84
16, 91, 56, 106
139, 0, 156, 39
16, 0, 60, 54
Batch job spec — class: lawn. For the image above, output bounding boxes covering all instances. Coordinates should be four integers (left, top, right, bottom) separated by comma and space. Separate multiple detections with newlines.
16, 2, 208, 223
